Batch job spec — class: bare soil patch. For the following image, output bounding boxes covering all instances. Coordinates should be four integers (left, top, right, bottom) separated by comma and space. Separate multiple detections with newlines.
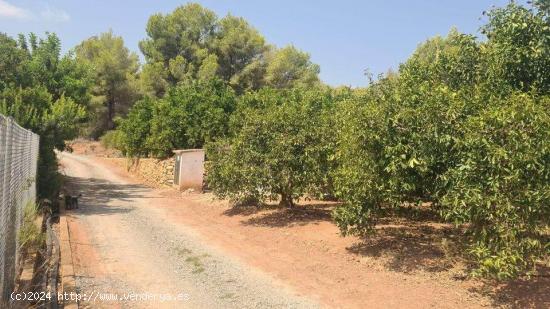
67, 139, 121, 158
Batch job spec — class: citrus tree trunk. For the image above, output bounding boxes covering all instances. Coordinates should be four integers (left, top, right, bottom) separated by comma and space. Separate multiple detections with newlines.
279, 192, 295, 208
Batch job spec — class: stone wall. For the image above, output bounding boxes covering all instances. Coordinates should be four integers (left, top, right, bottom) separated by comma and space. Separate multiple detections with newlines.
133, 158, 175, 187
124, 157, 175, 188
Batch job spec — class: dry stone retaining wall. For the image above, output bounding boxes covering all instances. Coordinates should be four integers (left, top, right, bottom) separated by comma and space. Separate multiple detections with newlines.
112, 157, 175, 188
133, 158, 174, 187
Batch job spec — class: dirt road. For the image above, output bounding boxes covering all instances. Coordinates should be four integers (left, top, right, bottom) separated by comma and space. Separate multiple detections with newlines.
58, 152, 319, 308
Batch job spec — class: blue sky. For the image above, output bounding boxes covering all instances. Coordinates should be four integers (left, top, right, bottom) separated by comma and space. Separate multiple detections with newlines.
0, 0, 519, 87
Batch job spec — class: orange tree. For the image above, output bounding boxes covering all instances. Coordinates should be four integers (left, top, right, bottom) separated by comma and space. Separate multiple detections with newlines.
206, 88, 335, 207
332, 2, 550, 279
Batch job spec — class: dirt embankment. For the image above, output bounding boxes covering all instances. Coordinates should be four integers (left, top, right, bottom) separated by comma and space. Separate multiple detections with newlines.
62, 141, 550, 308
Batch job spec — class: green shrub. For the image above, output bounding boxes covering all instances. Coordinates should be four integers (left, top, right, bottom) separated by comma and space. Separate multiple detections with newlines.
1, 88, 87, 201
480, 3, 550, 96
206, 88, 334, 207
146, 79, 237, 157
331, 91, 388, 235
332, 80, 549, 279
100, 130, 124, 150
117, 79, 236, 158
0, 33, 91, 201
440, 94, 550, 279
117, 97, 154, 157
331, 2, 550, 279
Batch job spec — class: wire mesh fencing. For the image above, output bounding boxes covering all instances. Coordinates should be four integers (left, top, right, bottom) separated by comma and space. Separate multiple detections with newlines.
0, 115, 40, 304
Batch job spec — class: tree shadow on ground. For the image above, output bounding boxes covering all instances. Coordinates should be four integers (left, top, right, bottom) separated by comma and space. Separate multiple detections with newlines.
468, 267, 550, 308
223, 203, 336, 227
347, 216, 550, 308
346, 223, 460, 274
63, 175, 150, 216
222, 203, 280, 217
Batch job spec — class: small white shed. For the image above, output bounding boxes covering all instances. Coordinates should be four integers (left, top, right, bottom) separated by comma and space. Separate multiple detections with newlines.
173, 149, 205, 191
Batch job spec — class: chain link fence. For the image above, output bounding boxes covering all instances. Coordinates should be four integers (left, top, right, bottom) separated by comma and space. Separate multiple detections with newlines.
0, 115, 40, 303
